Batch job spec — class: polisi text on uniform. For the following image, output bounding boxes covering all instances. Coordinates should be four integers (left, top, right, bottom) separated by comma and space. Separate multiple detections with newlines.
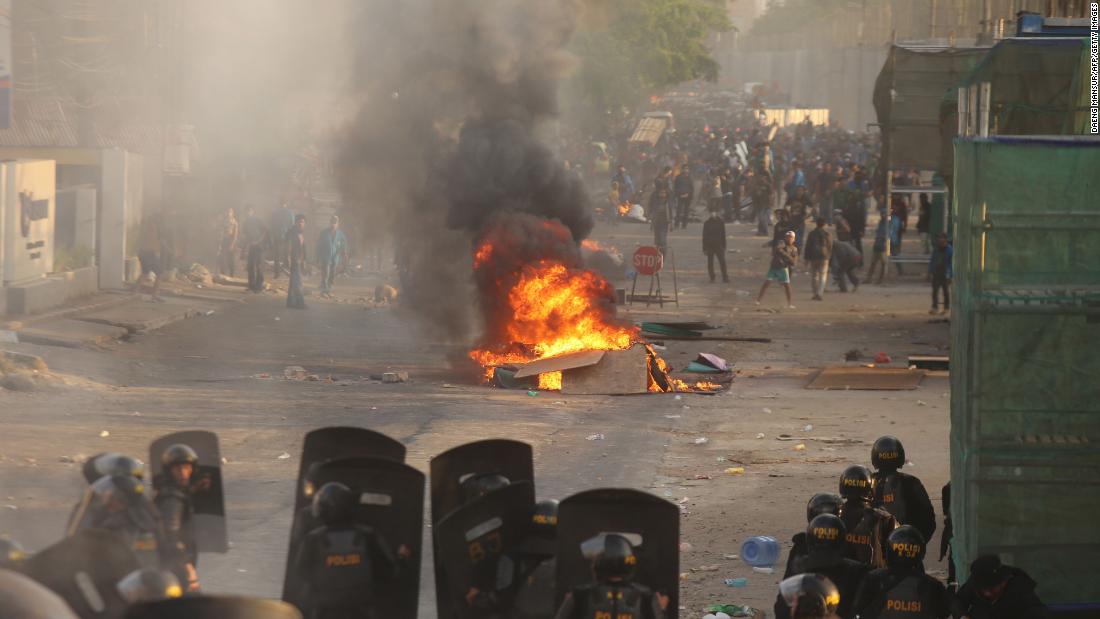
845, 533, 871, 545
891, 542, 921, 557
594, 613, 635, 619
886, 599, 922, 612
842, 478, 869, 488
325, 553, 363, 567
813, 527, 839, 540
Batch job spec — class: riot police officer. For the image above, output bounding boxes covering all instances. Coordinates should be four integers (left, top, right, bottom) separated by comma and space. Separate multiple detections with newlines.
554, 533, 669, 619
69, 453, 146, 531
838, 465, 898, 568
852, 526, 950, 619
870, 437, 935, 542
0, 535, 27, 569
291, 482, 410, 619
784, 493, 843, 577
153, 443, 202, 592
776, 514, 868, 619
465, 499, 559, 618
67, 474, 176, 571
780, 573, 843, 619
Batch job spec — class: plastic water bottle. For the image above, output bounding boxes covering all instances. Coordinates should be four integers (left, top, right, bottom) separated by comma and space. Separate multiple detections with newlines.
740, 536, 780, 567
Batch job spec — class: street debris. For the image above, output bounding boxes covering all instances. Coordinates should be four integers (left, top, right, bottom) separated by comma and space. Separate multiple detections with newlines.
844, 348, 862, 361
874, 352, 892, 364
277, 452, 291, 460
755, 433, 766, 439
723, 578, 748, 587
794, 444, 806, 451
99, 430, 110, 438
585, 433, 605, 441
692, 437, 709, 445
724, 467, 745, 475
752, 566, 775, 574
803, 424, 814, 432
382, 371, 409, 383
283, 366, 307, 380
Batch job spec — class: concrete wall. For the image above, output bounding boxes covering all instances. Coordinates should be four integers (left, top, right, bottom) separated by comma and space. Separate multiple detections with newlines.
722, 47, 887, 131
2, 160, 57, 285
5, 266, 98, 315
99, 149, 144, 290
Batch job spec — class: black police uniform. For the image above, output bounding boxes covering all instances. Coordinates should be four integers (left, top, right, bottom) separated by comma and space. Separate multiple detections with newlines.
154, 483, 197, 567
784, 494, 843, 578
839, 500, 897, 569
853, 568, 951, 619
555, 582, 665, 619
871, 472, 935, 543
775, 552, 868, 619
292, 523, 399, 619
69, 476, 176, 571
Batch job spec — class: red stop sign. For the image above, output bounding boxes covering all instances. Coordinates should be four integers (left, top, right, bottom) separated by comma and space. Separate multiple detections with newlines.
633, 246, 664, 275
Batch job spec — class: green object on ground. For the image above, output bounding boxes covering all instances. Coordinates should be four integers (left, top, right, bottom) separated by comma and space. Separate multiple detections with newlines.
685, 361, 723, 373
640, 322, 702, 338
706, 604, 755, 617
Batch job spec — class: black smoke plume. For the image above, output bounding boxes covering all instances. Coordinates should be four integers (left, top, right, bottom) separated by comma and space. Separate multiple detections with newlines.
335, 0, 591, 343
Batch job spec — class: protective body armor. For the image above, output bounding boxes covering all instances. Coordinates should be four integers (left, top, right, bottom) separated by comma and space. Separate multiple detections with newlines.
155, 485, 197, 564
857, 570, 949, 619
872, 472, 936, 542
311, 528, 374, 609
839, 502, 895, 568
572, 582, 653, 619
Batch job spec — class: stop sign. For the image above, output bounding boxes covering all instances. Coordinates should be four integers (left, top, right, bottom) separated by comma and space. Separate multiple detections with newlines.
633, 246, 664, 275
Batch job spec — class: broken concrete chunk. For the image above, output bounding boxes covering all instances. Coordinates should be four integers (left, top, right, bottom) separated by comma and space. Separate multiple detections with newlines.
382, 372, 409, 383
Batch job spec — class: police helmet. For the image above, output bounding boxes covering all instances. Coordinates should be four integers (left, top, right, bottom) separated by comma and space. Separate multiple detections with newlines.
806, 493, 842, 523
0, 535, 26, 567
591, 533, 637, 582
459, 473, 510, 504
779, 573, 841, 619
100, 454, 146, 481
117, 568, 183, 603
530, 499, 559, 540
886, 525, 926, 569
805, 514, 846, 553
161, 444, 198, 472
311, 482, 357, 525
838, 465, 873, 500
92, 474, 147, 504
871, 436, 905, 471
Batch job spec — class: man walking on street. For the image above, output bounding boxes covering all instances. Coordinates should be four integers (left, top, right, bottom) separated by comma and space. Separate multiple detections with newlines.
928, 232, 953, 315
842, 185, 868, 258
804, 218, 833, 301
756, 230, 798, 309
831, 239, 861, 293
316, 215, 349, 298
674, 166, 694, 229
702, 210, 728, 283
240, 205, 267, 293
649, 187, 672, 256
270, 202, 295, 279
286, 214, 308, 309
217, 207, 239, 277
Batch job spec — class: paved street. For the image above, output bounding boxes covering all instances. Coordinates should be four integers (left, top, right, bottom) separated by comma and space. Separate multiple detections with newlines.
0, 217, 950, 616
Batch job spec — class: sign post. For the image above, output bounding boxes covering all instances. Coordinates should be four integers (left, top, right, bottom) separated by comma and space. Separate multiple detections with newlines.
630, 246, 665, 307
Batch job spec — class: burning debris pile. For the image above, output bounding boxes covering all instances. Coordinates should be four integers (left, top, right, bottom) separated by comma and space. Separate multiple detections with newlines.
467, 214, 718, 393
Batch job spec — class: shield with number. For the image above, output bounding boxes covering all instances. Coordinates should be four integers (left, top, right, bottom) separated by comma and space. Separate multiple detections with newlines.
23, 529, 141, 619
149, 431, 228, 553
281, 455, 425, 619
124, 596, 302, 619
294, 427, 407, 512
434, 481, 536, 619
555, 488, 680, 618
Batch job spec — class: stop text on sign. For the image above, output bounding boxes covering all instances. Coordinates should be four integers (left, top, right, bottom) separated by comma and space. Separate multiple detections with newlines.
633, 246, 664, 275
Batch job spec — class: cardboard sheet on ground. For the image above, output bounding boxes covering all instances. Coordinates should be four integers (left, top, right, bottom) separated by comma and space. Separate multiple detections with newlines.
561, 346, 649, 395
513, 350, 606, 378
806, 367, 926, 390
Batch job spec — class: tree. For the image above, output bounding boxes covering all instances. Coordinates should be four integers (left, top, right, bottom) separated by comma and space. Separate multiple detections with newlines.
567, 0, 732, 134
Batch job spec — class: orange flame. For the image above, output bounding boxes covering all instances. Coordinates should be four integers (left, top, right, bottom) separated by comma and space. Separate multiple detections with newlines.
617, 202, 631, 216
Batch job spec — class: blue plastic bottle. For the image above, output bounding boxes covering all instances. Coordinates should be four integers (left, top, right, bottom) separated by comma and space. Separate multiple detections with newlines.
740, 536, 780, 567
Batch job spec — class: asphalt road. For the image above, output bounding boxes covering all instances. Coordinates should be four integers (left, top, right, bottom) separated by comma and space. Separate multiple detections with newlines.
0, 216, 952, 617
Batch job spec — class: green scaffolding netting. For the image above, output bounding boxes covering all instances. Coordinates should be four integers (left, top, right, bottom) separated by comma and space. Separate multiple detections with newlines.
950, 136, 1100, 605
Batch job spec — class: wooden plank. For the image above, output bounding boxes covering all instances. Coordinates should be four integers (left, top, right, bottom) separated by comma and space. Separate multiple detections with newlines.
561, 346, 648, 395
513, 350, 606, 379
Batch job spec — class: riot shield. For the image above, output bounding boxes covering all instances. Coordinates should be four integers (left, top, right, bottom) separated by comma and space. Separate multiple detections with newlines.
22, 529, 140, 619
124, 596, 301, 619
0, 569, 80, 619
293, 427, 407, 513
149, 430, 228, 553
434, 481, 536, 619
281, 456, 425, 619
555, 488, 680, 618
430, 439, 534, 525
